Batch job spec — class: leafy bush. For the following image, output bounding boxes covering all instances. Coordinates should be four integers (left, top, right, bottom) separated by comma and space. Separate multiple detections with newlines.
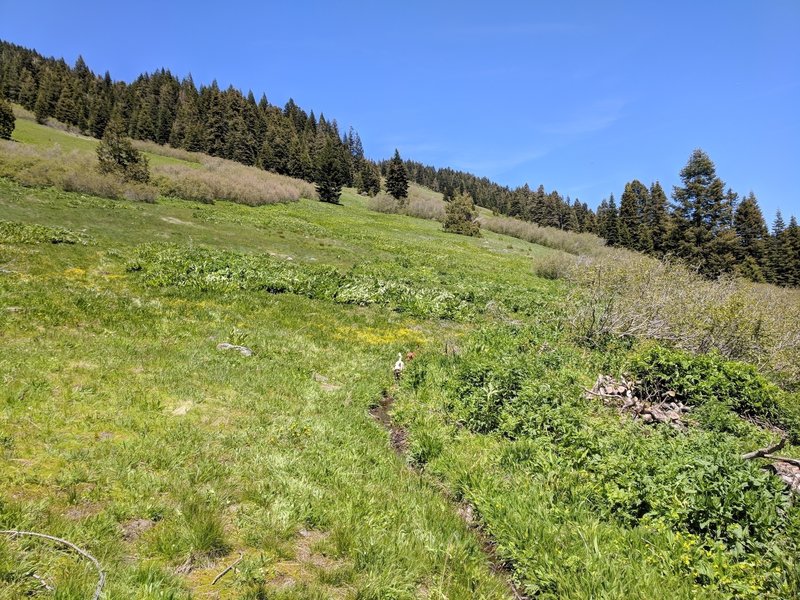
431, 327, 795, 544
0, 219, 89, 245
96, 120, 150, 183
443, 192, 481, 236
126, 243, 478, 320
401, 325, 800, 596
630, 346, 800, 441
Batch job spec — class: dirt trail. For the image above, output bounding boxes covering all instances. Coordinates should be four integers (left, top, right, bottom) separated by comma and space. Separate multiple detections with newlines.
369, 389, 527, 600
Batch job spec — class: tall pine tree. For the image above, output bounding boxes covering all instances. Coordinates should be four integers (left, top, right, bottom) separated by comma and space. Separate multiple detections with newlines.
385, 149, 409, 201
0, 96, 15, 140
670, 149, 732, 277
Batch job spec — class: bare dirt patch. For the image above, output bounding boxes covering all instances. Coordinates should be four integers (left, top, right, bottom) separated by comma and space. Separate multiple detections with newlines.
161, 216, 193, 226
122, 517, 156, 542
369, 393, 408, 454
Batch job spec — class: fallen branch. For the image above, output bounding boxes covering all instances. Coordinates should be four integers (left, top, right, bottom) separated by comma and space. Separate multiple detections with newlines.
583, 387, 622, 398
212, 552, 243, 585
741, 438, 787, 460
30, 572, 53, 591
0, 529, 105, 600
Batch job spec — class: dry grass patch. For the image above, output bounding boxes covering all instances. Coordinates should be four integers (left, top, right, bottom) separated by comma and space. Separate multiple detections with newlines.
367, 187, 447, 221
568, 248, 800, 387
480, 214, 606, 256
0, 137, 317, 206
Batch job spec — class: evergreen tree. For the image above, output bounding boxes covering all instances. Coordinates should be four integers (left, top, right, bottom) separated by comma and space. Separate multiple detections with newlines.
602, 194, 621, 246
88, 73, 113, 138
169, 75, 203, 151
96, 118, 150, 183
17, 69, 37, 110
0, 96, 15, 140
670, 149, 731, 277
769, 211, 793, 286
385, 149, 409, 201
154, 80, 178, 145
647, 182, 670, 255
443, 192, 481, 236
733, 192, 769, 277
786, 216, 800, 287
357, 161, 381, 196
33, 68, 59, 123
200, 81, 227, 156
223, 90, 256, 165
619, 180, 649, 250
314, 138, 346, 204
54, 79, 81, 126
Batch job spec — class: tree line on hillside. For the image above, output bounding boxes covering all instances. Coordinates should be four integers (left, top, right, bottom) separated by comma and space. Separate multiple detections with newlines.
0, 40, 380, 204
393, 159, 597, 234
397, 152, 798, 287
0, 40, 797, 286
596, 150, 800, 286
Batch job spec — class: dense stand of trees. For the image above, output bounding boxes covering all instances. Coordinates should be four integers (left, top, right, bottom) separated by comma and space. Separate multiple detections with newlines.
392, 159, 597, 233
596, 150, 800, 286
1, 40, 797, 286
0, 40, 364, 197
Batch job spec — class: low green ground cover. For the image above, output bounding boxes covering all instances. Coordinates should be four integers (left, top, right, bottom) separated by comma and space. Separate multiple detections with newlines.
393, 326, 800, 598
2, 120, 798, 598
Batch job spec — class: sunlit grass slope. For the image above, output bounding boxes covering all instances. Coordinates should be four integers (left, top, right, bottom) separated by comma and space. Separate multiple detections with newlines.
2, 117, 799, 599
0, 166, 560, 598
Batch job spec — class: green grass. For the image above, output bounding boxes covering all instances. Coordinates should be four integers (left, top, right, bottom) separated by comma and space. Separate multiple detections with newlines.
11, 117, 200, 169
2, 121, 799, 598
0, 174, 558, 598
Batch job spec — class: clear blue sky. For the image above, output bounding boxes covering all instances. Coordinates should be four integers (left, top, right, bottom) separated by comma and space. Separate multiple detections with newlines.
2, 0, 798, 220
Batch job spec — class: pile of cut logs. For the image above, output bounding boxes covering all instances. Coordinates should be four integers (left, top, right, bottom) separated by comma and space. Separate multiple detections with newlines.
585, 374, 691, 431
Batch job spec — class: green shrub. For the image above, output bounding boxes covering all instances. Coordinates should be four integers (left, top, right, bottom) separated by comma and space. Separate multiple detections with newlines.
442, 192, 481, 237
126, 243, 479, 320
426, 326, 797, 558
0, 98, 14, 140
630, 346, 800, 441
0, 219, 89, 245
96, 120, 150, 183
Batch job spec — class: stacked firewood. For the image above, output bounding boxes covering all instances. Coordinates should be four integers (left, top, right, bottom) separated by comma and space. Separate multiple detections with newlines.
585, 374, 691, 431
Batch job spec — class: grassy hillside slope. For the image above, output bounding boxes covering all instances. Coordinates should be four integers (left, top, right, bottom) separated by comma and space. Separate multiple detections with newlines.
1, 121, 799, 599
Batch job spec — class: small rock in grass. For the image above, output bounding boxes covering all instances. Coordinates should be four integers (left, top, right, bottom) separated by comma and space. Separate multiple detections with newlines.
172, 402, 192, 416
216, 342, 253, 357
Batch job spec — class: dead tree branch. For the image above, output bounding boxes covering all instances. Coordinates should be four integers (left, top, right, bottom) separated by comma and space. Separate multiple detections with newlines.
0, 529, 105, 600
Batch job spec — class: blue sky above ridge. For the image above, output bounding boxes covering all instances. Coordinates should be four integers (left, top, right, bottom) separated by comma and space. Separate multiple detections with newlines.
2, 0, 798, 220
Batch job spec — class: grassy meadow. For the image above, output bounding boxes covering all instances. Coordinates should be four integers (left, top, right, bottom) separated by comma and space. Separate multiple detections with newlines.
1, 120, 800, 599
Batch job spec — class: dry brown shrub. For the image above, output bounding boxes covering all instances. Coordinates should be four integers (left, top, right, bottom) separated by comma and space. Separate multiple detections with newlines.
132, 140, 203, 164
367, 191, 446, 221
480, 215, 606, 256
532, 252, 577, 280
568, 248, 800, 387
0, 140, 158, 202
152, 157, 317, 205
0, 138, 314, 206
